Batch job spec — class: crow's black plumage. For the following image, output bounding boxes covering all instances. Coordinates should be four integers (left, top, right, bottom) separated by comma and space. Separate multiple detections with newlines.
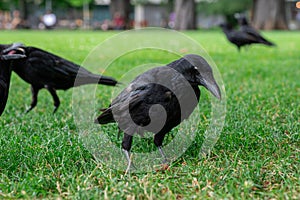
4, 43, 118, 113
95, 54, 221, 171
220, 22, 275, 51
236, 15, 275, 46
0, 43, 27, 116
220, 23, 264, 51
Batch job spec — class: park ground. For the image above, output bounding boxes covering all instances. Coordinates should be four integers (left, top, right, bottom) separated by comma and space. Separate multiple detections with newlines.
0, 30, 299, 199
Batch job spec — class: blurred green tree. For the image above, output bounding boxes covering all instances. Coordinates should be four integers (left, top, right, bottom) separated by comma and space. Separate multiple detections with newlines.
63, 0, 93, 7
0, 0, 16, 10
197, 0, 252, 25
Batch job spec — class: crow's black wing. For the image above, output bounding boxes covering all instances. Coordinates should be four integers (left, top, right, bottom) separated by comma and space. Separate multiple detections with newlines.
14, 47, 116, 89
95, 82, 158, 131
95, 67, 169, 125
228, 30, 261, 46
26, 47, 97, 87
241, 26, 261, 38
241, 26, 275, 46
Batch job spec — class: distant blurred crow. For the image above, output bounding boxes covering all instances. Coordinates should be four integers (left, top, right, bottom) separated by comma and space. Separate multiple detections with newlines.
236, 14, 275, 46
0, 43, 26, 116
4, 43, 119, 113
220, 23, 261, 51
220, 22, 275, 51
95, 54, 221, 171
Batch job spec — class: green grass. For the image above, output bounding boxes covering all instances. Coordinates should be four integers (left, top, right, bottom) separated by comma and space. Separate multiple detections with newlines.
0, 29, 299, 199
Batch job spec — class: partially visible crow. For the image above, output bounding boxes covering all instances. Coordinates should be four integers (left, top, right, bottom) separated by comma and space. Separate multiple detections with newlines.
5, 43, 119, 113
95, 54, 221, 171
0, 43, 27, 116
236, 14, 275, 46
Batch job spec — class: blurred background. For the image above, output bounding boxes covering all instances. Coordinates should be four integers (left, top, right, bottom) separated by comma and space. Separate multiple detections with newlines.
0, 0, 299, 31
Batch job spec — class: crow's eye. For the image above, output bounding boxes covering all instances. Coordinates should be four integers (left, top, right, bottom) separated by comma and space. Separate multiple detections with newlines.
192, 66, 200, 75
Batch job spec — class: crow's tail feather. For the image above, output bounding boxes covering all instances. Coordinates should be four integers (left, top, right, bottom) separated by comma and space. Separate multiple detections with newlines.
75, 73, 119, 86
260, 38, 276, 46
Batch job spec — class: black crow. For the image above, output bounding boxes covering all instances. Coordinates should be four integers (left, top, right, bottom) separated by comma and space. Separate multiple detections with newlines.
0, 43, 27, 115
220, 23, 264, 51
5, 43, 119, 113
95, 54, 221, 171
236, 14, 275, 46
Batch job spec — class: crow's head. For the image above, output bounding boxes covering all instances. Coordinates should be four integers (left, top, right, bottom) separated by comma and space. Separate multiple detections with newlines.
0, 43, 26, 61
171, 54, 221, 100
234, 13, 248, 26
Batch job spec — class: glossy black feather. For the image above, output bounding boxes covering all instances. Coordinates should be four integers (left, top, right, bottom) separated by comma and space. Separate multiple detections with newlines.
0, 60, 12, 116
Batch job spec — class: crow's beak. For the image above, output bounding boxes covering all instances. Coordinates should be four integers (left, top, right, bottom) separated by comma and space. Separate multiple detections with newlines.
201, 76, 221, 100
1, 53, 26, 60
1, 43, 26, 60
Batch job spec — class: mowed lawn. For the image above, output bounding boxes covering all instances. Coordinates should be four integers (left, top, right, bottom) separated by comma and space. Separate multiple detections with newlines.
0, 30, 299, 199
